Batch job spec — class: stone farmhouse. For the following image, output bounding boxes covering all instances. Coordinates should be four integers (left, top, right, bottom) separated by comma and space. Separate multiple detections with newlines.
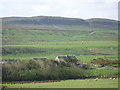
55, 55, 78, 63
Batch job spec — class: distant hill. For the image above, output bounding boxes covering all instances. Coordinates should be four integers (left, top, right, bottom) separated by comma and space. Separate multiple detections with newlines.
86, 18, 118, 30
1, 16, 118, 30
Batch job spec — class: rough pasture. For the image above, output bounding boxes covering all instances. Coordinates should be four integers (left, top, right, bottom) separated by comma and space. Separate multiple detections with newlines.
3, 79, 118, 88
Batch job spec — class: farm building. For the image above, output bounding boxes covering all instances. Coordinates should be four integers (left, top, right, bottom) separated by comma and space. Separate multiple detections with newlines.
55, 55, 78, 63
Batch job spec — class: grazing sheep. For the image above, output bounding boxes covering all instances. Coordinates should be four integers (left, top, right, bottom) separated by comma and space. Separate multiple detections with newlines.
109, 77, 112, 79
113, 78, 116, 80
95, 78, 98, 81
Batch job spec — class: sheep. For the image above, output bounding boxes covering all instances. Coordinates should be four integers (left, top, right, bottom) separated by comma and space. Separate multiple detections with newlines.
109, 77, 112, 79
113, 78, 116, 80
95, 78, 98, 81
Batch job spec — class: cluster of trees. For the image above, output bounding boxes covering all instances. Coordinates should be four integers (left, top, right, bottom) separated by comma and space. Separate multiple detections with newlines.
2, 59, 89, 82
2, 58, 119, 82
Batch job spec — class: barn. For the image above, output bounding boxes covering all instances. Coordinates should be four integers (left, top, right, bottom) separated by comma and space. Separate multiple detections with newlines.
55, 55, 78, 63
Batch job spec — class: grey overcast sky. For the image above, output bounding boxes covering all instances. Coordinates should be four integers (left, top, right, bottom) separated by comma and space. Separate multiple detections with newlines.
0, 0, 119, 20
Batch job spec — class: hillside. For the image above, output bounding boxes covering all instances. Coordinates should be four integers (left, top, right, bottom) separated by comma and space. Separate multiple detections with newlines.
1, 16, 118, 63
1, 16, 118, 30
1, 16, 118, 45
86, 18, 118, 30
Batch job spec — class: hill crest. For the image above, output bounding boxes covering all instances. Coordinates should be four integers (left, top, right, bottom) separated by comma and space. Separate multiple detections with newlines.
1, 16, 118, 30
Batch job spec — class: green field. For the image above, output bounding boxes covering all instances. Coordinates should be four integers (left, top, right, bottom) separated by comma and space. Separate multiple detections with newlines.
2, 28, 119, 88
1, 16, 119, 89
3, 79, 118, 88
2, 29, 118, 45
2, 41, 118, 63
2, 29, 118, 63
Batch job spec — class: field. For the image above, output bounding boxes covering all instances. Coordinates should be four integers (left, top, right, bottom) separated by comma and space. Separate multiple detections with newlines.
2, 40, 118, 63
2, 29, 118, 63
2, 29, 118, 45
3, 78, 118, 88
1, 28, 119, 89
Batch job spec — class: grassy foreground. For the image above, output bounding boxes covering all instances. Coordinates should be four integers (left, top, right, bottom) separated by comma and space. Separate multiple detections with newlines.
3, 79, 118, 88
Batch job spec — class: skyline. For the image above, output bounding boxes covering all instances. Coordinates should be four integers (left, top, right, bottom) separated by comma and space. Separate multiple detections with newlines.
0, 0, 119, 20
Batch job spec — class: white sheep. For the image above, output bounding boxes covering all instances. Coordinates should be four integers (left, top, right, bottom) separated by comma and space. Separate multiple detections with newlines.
113, 78, 116, 80
95, 78, 98, 81
109, 77, 112, 79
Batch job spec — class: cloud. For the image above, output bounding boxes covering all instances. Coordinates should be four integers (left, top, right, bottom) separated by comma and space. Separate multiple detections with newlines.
32, 5, 51, 16
62, 10, 80, 17
0, 0, 118, 20
105, 0, 119, 3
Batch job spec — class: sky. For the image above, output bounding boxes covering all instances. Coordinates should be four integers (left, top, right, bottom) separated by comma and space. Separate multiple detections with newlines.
0, 0, 119, 20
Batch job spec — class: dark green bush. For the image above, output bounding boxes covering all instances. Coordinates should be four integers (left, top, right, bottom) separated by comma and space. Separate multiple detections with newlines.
2, 60, 89, 81
3, 67, 89, 81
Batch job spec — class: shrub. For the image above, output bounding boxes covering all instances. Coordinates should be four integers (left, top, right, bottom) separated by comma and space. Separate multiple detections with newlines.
2, 60, 89, 81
